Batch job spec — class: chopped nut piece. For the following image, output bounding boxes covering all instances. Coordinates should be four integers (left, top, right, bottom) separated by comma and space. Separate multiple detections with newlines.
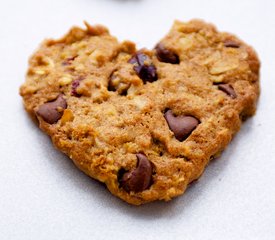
59, 75, 73, 86
61, 109, 74, 124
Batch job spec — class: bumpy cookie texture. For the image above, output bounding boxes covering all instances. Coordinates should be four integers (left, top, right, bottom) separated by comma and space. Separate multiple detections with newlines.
20, 20, 260, 205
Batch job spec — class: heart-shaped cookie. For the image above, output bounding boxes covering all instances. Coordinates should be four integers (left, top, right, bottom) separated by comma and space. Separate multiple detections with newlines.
20, 20, 260, 205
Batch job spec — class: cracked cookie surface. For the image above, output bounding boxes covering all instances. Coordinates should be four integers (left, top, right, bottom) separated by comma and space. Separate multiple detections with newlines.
20, 20, 260, 205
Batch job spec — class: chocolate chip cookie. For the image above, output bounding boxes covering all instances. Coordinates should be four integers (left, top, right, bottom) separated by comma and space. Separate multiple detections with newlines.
20, 20, 260, 205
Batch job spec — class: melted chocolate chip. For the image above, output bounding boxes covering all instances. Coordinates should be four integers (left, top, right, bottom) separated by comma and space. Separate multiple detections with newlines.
224, 40, 240, 48
164, 110, 200, 141
217, 84, 237, 99
155, 43, 180, 64
129, 52, 158, 83
119, 153, 153, 193
36, 95, 67, 124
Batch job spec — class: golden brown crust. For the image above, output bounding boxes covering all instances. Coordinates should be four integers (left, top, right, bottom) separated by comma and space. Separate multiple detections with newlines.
20, 20, 260, 205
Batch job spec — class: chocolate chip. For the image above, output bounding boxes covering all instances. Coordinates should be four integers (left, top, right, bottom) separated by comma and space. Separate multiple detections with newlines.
217, 84, 237, 99
224, 40, 240, 48
129, 52, 147, 65
129, 52, 158, 83
137, 65, 158, 83
155, 43, 179, 64
164, 110, 200, 141
119, 153, 153, 193
36, 94, 67, 124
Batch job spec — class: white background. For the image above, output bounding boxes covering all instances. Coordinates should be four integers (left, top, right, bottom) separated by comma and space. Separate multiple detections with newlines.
0, 0, 275, 239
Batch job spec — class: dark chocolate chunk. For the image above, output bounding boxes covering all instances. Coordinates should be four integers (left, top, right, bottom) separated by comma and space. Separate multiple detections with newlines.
137, 64, 157, 83
218, 84, 237, 99
164, 110, 199, 141
224, 40, 240, 48
129, 52, 158, 83
129, 52, 147, 65
36, 95, 67, 124
155, 43, 180, 64
119, 153, 153, 193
